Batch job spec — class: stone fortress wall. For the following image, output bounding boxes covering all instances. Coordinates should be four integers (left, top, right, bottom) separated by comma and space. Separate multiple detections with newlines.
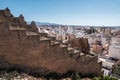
0, 8, 101, 76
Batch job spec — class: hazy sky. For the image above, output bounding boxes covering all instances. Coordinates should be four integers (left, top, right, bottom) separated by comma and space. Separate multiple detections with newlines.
0, 0, 120, 26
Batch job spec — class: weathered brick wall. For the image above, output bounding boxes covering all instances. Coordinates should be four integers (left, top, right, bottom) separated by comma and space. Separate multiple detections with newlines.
39, 33, 48, 37
70, 38, 90, 53
0, 25, 101, 76
4, 8, 12, 17
19, 15, 27, 28
0, 24, 101, 76
0, 8, 102, 76
0, 23, 11, 57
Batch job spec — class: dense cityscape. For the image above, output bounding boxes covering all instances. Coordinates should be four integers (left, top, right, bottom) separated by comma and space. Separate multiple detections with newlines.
0, 7, 120, 80
0, 0, 120, 79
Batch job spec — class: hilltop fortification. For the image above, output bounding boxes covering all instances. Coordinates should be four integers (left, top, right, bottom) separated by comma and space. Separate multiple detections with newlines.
0, 8, 101, 77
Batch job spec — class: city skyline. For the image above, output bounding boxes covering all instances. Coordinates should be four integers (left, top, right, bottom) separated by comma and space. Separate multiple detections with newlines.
0, 0, 120, 26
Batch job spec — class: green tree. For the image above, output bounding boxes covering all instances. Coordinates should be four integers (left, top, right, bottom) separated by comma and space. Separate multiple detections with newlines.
71, 72, 81, 80
114, 66, 120, 76
75, 72, 81, 80
98, 76, 118, 80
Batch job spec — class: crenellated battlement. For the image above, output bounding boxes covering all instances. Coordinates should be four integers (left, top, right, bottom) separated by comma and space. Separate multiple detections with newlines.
0, 8, 102, 76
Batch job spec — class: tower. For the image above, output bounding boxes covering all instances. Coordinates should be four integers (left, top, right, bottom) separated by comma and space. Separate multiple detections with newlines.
4, 7, 12, 17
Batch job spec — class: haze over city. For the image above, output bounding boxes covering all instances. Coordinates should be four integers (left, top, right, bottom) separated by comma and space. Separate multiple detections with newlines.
0, 0, 120, 26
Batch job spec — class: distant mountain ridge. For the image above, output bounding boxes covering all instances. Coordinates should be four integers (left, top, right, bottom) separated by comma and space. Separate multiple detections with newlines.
27, 21, 59, 26
27, 21, 120, 27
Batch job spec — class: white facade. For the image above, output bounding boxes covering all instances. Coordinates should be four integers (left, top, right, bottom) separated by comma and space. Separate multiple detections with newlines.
102, 68, 111, 76
101, 38, 106, 46
109, 41, 120, 59
99, 57, 115, 69
98, 56, 116, 76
